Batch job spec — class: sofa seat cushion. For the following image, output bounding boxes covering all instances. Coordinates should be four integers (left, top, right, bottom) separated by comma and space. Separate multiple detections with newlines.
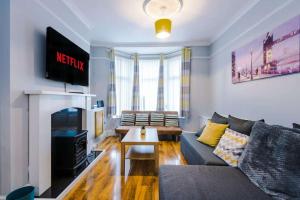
159, 165, 272, 200
115, 126, 182, 135
148, 126, 182, 135
181, 133, 226, 165
115, 126, 134, 134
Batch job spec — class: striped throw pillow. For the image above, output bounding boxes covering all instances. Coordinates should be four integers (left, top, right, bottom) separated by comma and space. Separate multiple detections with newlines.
165, 113, 179, 127
120, 113, 135, 126
213, 128, 249, 167
150, 113, 164, 126
135, 113, 149, 126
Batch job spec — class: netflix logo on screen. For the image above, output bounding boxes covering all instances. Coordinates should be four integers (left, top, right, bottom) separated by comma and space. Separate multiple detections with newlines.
56, 51, 84, 72
46, 27, 89, 86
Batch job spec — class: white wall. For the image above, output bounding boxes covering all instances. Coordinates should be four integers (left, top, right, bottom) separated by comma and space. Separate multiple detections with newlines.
0, 0, 11, 194
209, 0, 300, 126
1, 0, 90, 195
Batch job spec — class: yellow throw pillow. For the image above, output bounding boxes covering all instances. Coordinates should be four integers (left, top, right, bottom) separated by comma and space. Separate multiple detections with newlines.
197, 120, 229, 147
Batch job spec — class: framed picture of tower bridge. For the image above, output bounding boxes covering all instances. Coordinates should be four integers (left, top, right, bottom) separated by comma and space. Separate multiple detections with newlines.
232, 15, 300, 84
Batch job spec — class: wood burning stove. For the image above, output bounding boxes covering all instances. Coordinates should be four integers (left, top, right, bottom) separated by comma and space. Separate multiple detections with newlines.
51, 108, 87, 176
52, 130, 87, 176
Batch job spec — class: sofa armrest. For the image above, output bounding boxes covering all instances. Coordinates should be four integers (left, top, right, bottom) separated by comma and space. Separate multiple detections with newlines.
183, 126, 205, 137
182, 130, 197, 134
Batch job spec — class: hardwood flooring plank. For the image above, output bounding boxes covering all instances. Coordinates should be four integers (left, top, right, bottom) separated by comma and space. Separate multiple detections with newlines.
63, 136, 186, 200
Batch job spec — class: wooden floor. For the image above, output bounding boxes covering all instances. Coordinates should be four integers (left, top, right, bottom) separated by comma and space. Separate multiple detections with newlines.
63, 136, 187, 200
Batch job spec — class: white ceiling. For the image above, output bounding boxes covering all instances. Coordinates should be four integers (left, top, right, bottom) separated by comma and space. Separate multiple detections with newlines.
45, 0, 260, 46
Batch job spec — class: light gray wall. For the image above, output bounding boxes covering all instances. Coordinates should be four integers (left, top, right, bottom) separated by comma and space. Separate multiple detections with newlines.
0, 0, 11, 194
90, 47, 120, 136
90, 47, 110, 107
1, 0, 90, 195
209, 0, 300, 126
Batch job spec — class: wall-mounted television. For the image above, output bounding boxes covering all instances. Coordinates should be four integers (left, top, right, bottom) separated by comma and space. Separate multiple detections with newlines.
46, 27, 89, 86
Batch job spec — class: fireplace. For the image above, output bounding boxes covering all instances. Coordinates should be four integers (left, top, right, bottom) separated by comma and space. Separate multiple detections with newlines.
25, 90, 102, 197
51, 108, 87, 176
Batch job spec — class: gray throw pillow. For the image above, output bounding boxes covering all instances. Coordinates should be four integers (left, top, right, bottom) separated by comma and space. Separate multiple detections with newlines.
274, 124, 300, 134
211, 112, 228, 124
238, 121, 300, 199
293, 123, 300, 129
228, 115, 264, 136
195, 125, 205, 137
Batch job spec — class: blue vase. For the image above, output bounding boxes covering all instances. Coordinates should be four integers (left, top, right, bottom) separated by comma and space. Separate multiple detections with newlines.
6, 186, 35, 200
97, 100, 104, 108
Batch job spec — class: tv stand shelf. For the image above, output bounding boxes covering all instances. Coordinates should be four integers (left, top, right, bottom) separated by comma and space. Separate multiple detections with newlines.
24, 90, 96, 97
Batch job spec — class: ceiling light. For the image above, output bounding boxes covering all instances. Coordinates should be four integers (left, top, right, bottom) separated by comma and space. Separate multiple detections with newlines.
143, 0, 183, 19
143, 0, 182, 39
155, 19, 172, 39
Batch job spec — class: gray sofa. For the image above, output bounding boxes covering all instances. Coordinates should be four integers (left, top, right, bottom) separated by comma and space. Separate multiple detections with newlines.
180, 133, 226, 165
159, 165, 271, 200
159, 132, 272, 200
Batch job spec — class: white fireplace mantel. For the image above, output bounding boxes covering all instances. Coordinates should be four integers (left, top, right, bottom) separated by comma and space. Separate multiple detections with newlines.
24, 90, 96, 97
25, 90, 96, 196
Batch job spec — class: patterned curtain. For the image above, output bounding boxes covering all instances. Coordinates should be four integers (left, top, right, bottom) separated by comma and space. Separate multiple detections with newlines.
180, 48, 191, 118
132, 54, 140, 110
157, 54, 164, 111
107, 49, 116, 118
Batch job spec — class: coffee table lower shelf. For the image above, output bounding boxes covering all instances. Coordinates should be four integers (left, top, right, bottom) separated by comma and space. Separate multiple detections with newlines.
125, 145, 155, 160
121, 128, 159, 175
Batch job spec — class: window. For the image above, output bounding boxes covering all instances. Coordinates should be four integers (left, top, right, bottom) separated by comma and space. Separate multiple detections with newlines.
115, 56, 134, 116
139, 59, 160, 110
164, 55, 182, 114
114, 54, 182, 115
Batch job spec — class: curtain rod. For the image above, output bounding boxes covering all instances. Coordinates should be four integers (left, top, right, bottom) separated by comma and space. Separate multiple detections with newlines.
114, 49, 184, 58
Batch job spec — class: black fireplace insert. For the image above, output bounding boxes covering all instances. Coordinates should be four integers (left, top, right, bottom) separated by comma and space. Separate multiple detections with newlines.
40, 107, 101, 198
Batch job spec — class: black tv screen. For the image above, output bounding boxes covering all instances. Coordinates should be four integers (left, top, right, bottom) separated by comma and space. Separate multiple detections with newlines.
46, 27, 89, 86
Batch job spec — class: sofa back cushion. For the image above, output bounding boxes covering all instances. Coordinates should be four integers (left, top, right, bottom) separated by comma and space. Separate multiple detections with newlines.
213, 128, 249, 167
293, 123, 300, 129
211, 112, 228, 124
135, 113, 149, 126
150, 113, 164, 126
274, 124, 300, 134
165, 113, 179, 127
120, 113, 135, 126
121, 111, 179, 127
238, 121, 300, 199
228, 115, 264, 136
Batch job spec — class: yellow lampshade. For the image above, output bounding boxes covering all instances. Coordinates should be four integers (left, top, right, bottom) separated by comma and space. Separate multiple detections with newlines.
155, 19, 171, 39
